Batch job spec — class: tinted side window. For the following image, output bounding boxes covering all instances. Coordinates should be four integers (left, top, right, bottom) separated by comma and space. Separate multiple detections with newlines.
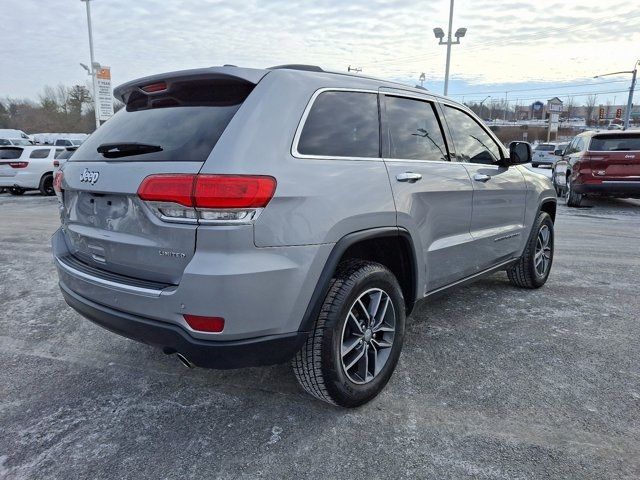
29, 149, 51, 159
383, 96, 447, 161
297, 91, 379, 158
444, 106, 501, 164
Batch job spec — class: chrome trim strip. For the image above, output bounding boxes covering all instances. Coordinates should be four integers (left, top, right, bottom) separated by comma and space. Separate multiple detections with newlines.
55, 256, 164, 297
425, 258, 516, 298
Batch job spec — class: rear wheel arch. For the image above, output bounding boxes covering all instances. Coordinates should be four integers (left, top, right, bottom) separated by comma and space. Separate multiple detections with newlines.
298, 228, 419, 333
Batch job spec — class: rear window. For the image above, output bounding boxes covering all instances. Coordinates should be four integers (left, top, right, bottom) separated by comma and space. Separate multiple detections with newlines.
0, 148, 23, 159
71, 79, 254, 162
589, 134, 640, 151
535, 144, 555, 151
297, 91, 379, 158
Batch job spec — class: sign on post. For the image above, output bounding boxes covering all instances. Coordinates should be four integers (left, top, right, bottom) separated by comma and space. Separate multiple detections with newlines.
616, 108, 623, 119
95, 67, 114, 122
546, 97, 563, 142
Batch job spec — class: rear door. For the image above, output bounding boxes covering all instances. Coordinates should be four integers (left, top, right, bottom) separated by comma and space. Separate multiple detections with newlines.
588, 133, 640, 180
380, 90, 475, 291
59, 72, 262, 284
441, 104, 527, 269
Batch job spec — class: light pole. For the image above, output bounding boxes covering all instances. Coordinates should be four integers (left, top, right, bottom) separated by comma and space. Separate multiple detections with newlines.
80, 0, 100, 129
433, 0, 466, 96
479, 95, 490, 119
419, 72, 426, 88
594, 60, 639, 130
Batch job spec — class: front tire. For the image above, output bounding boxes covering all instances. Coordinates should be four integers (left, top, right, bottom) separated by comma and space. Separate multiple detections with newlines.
292, 260, 406, 407
507, 212, 554, 289
8, 187, 25, 196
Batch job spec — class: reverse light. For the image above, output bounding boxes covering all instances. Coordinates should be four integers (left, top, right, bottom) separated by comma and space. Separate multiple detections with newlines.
183, 314, 225, 333
137, 174, 276, 224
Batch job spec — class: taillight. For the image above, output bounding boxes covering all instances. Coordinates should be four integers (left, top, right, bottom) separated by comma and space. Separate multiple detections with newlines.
137, 174, 276, 224
9, 162, 28, 168
53, 170, 64, 202
183, 314, 225, 333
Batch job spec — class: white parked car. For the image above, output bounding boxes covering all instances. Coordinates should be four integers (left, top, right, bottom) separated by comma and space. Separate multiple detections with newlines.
0, 145, 65, 195
532, 142, 568, 167
0, 129, 34, 146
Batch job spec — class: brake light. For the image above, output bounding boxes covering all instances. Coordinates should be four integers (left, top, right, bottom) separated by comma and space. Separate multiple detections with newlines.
9, 162, 28, 168
194, 175, 277, 208
137, 174, 276, 224
183, 314, 225, 333
141, 82, 168, 93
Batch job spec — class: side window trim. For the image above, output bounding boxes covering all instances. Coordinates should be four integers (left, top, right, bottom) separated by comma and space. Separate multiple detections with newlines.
291, 87, 382, 161
440, 102, 506, 164
380, 93, 452, 163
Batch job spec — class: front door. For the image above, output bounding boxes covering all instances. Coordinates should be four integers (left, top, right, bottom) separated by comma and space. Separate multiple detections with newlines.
442, 105, 527, 271
380, 91, 476, 292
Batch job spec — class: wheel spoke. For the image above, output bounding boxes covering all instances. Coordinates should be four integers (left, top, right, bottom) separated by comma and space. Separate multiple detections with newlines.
368, 290, 383, 320
372, 296, 390, 331
344, 346, 365, 372
356, 299, 371, 325
371, 337, 393, 349
348, 312, 364, 333
341, 336, 362, 357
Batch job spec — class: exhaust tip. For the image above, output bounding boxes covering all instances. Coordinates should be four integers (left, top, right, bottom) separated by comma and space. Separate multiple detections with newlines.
176, 352, 195, 369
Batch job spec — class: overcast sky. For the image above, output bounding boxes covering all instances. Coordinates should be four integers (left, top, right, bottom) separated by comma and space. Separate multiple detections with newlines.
1, 0, 639, 106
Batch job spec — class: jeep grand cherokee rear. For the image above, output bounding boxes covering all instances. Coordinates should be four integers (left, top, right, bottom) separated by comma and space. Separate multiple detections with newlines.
54, 65, 556, 407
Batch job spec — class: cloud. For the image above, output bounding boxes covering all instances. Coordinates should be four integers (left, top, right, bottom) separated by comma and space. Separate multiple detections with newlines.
0, 0, 638, 101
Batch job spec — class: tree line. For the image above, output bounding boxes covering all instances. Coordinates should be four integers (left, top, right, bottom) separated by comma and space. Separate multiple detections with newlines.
0, 84, 108, 134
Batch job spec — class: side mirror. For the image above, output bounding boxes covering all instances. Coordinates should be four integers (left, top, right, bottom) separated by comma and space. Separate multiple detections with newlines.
505, 141, 532, 166
554, 149, 564, 156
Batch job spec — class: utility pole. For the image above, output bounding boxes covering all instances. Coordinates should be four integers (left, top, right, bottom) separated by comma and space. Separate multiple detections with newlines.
433, 0, 466, 96
594, 60, 639, 130
503, 91, 509, 123
479, 95, 490, 119
81, 0, 100, 129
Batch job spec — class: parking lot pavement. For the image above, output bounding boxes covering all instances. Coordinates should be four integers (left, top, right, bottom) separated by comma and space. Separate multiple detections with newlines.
1, 192, 639, 480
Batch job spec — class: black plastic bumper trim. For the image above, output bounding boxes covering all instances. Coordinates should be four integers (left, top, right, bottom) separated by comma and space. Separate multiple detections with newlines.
60, 283, 307, 369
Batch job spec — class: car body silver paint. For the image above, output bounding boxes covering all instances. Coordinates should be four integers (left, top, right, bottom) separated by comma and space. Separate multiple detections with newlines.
53, 66, 556, 344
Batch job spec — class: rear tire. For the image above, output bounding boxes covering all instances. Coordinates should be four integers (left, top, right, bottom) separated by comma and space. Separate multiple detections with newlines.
507, 212, 554, 289
39, 174, 55, 196
532, 163, 539, 168
565, 176, 582, 207
8, 187, 25, 196
292, 260, 406, 407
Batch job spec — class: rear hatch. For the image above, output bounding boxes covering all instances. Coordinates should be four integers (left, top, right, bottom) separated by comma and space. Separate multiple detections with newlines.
0, 147, 25, 179
534, 144, 555, 162
59, 68, 266, 284
587, 133, 640, 180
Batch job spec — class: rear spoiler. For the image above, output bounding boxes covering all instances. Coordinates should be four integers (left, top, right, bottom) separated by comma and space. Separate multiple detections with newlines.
114, 66, 269, 104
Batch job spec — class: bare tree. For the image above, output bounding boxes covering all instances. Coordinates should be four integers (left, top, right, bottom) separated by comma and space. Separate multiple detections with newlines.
564, 96, 575, 121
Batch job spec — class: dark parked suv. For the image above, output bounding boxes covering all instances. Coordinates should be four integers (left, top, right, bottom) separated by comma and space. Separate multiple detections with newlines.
553, 130, 640, 206
52, 65, 556, 406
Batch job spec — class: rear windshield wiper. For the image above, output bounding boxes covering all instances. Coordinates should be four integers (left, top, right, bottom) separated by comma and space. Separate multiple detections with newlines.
97, 142, 163, 158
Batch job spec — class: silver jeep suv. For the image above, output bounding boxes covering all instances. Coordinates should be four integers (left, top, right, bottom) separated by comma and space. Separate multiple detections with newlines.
52, 65, 556, 407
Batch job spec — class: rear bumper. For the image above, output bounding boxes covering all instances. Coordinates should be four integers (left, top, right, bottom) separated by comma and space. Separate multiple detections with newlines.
574, 181, 640, 197
0, 171, 38, 188
60, 282, 307, 369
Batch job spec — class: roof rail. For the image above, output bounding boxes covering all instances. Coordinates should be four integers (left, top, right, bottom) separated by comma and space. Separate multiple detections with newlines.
268, 64, 324, 72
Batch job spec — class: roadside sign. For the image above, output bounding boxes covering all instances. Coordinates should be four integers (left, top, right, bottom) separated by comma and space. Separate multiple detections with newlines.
615, 108, 622, 119
599, 107, 605, 120
95, 67, 114, 121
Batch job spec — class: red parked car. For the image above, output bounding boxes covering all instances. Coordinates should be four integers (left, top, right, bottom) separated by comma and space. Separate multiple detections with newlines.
552, 130, 640, 207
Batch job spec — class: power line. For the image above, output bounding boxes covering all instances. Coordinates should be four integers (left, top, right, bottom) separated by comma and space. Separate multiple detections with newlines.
447, 79, 629, 97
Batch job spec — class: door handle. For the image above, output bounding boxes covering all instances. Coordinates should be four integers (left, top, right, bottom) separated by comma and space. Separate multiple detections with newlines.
396, 172, 422, 183
473, 173, 491, 182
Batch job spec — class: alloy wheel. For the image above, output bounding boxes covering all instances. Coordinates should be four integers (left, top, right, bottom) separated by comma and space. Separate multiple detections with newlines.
340, 288, 396, 384
534, 225, 552, 277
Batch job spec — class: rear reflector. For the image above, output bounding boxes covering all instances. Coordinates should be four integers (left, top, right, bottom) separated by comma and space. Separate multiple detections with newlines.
137, 174, 276, 224
183, 314, 225, 333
